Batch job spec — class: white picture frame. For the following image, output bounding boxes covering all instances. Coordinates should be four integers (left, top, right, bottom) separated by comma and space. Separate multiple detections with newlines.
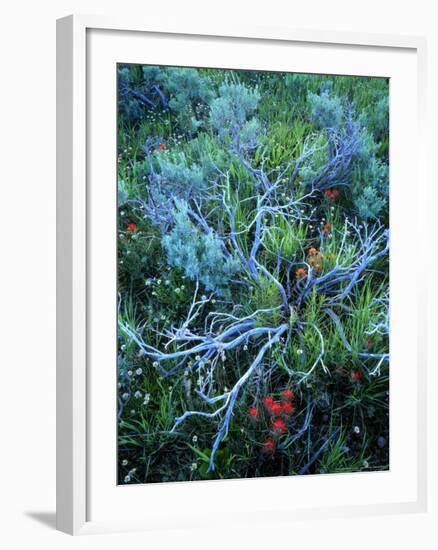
56, 14, 428, 535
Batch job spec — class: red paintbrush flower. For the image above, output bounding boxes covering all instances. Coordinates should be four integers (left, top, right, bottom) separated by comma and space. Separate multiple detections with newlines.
262, 395, 275, 410
269, 402, 283, 417
262, 437, 277, 454
126, 223, 138, 232
248, 406, 259, 421
281, 388, 294, 402
155, 143, 167, 152
281, 401, 295, 416
351, 370, 362, 382
271, 418, 287, 436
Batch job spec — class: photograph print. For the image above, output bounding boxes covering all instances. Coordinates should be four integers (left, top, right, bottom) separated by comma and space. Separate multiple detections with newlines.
117, 64, 389, 484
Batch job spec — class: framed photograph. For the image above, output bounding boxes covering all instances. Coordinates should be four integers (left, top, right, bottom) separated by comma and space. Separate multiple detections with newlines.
57, 15, 427, 535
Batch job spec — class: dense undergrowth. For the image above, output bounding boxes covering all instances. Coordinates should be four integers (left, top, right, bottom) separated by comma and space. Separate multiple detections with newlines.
117, 65, 389, 484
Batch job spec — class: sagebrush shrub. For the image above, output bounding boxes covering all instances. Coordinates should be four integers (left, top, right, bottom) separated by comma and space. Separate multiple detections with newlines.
304, 89, 388, 218
162, 201, 240, 295
209, 82, 261, 144
308, 89, 344, 130
350, 129, 388, 220
157, 152, 205, 196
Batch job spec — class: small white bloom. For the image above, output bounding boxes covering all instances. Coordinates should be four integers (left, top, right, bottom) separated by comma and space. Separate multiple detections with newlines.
124, 475, 131, 483
175, 288, 181, 294
143, 393, 151, 405
153, 361, 159, 368
297, 349, 303, 355
201, 295, 207, 301
135, 368, 143, 375
353, 426, 360, 434
122, 459, 128, 466
134, 390, 142, 399
190, 462, 198, 471
122, 393, 129, 400
127, 370, 133, 376
192, 435, 198, 443
168, 386, 173, 392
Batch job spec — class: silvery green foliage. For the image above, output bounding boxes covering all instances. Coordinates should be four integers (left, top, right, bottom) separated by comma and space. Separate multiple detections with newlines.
157, 152, 205, 196
162, 201, 240, 295
308, 90, 344, 130
162, 68, 216, 133
165, 68, 215, 113
365, 94, 389, 143
143, 152, 206, 230
118, 67, 146, 122
303, 89, 388, 219
142, 66, 166, 89
297, 133, 329, 186
209, 83, 261, 144
238, 118, 261, 151
351, 129, 388, 220
284, 73, 318, 97
118, 178, 129, 206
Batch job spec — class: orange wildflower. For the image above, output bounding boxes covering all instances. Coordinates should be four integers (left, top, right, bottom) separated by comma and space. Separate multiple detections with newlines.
324, 188, 339, 201
295, 267, 307, 280
322, 223, 332, 236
